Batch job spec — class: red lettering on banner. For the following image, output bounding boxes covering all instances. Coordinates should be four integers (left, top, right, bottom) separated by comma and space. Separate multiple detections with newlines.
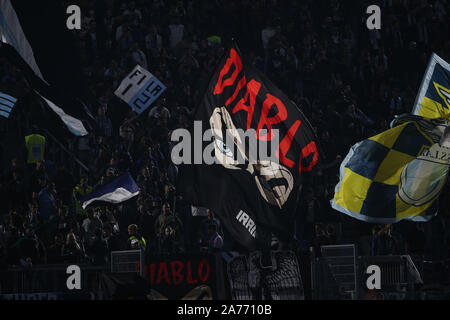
277, 120, 301, 168
226, 75, 246, 106
299, 141, 319, 173
210, 47, 320, 175
170, 261, 184, 285
156, 262, 171, 285
214, 48, 242, 95
256, 94, 287, 140
198, 259, 211, 282
186, 261, 198, 284
134, 262, 148, 277
232, 79, 261, 130
149, 263, 156, 284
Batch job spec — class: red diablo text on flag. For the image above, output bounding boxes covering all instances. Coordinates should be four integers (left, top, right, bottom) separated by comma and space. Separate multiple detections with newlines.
212, 47, 318, 173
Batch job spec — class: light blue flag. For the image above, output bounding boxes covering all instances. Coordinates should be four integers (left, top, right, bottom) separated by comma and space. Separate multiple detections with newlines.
0, 91, 17, 118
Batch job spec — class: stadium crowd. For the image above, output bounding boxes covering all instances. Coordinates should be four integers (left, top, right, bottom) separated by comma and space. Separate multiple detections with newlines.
1, 0, 450, 271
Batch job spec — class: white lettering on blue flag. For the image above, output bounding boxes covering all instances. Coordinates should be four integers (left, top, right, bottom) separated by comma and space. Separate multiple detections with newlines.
0, 91, 17, 118
114, 65, 166, 115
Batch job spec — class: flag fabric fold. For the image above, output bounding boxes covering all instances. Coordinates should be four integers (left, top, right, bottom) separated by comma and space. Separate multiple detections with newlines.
0, 0, 44, 80
36, 91, 88, 136
332, 54, 450, 224
331, 116, 448, 223
81, 173, 140, 209
412, 53, 450, 119
0, 0, 90, 136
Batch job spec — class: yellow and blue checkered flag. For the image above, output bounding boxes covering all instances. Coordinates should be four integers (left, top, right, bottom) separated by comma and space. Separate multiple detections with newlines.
331, 116, 448, 223
412, 53, 450, 119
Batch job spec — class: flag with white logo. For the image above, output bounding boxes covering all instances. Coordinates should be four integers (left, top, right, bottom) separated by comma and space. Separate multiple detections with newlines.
115, 65, 166, 115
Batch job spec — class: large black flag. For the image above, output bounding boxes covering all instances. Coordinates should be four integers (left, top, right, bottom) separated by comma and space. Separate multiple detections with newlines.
176, 42, 319, 251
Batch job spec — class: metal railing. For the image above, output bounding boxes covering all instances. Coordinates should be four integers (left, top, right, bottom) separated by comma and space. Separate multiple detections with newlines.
356, 255, 423, 299
0, 264, 107, 295
227, 251, 304, 300
110, 249, 144, 276
311, 249, 425, 300
310, 245, 358, 299
0, 251, 439, 300
320, 244, 357, 298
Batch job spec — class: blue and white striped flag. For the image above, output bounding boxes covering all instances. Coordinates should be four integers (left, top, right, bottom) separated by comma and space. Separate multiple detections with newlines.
81, 172, 140, 209
0, 91, 17, 118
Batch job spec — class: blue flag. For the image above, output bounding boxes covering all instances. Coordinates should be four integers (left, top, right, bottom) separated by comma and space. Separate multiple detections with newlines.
81, 172, 140, 209
0, 91, 17, 118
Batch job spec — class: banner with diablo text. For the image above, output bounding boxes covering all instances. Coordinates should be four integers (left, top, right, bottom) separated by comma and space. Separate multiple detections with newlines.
176, 41, 319, 251
142, 253, 220, 300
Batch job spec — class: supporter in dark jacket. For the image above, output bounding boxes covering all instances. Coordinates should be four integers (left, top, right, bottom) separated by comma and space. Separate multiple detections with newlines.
86, 228, 108, 265
62, 232, 83, 263
47, 234, 64, 264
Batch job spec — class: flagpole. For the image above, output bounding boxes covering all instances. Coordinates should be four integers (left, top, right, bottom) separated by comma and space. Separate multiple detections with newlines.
41, 128, 89, 172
